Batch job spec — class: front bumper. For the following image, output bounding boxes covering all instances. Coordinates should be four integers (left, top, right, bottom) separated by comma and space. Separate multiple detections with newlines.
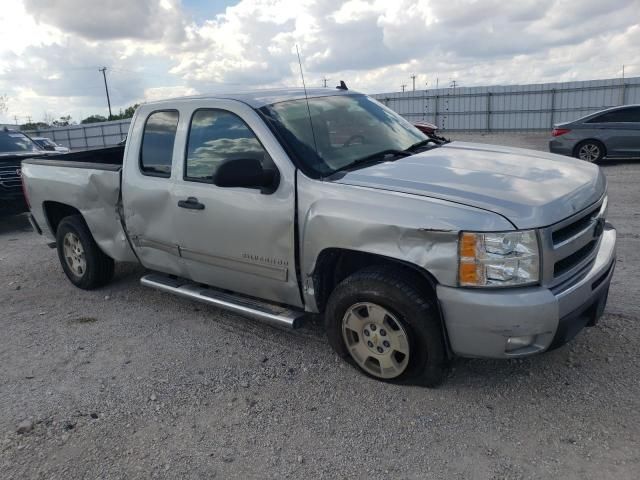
437, 225, 616, 358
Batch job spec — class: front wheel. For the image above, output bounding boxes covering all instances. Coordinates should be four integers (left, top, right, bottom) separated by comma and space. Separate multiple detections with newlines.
325, 267, 447, 387
56, 215, 114, 289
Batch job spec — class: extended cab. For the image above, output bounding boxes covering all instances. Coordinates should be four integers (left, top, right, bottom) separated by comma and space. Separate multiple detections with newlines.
21, 89, 616, 386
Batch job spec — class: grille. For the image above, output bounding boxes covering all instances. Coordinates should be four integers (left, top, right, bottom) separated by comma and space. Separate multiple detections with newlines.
543, 196, 606, 287
554, 240, 597, 276
552, 208, 600, 245
0, 162, 22, 190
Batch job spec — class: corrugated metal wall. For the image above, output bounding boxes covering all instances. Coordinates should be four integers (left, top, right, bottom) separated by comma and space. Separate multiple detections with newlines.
26, 119, 130, 149
23, 76, 640, 146
372, 76, 640, 131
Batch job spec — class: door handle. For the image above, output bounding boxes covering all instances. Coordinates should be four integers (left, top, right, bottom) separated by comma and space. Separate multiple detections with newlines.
178, 197, 205, 210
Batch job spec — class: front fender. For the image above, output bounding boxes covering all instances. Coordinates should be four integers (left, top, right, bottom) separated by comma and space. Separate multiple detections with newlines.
297, 174, 513, 311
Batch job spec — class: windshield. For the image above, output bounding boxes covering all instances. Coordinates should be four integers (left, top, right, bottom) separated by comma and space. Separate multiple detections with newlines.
260, 94, 427, 177
35, 138, 56, 148
0, 131, 41, 153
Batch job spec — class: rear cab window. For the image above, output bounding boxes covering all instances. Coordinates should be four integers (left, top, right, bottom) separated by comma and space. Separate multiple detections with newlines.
140, 110, 179, 177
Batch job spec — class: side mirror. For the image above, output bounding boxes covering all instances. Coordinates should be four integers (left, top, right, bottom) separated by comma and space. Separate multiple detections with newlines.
213, 158, 279, 194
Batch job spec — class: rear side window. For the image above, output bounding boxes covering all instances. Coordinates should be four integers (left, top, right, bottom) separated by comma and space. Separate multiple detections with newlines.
587, 107, 640, 123
185, 109, 268, 182
140, 110, 179, 177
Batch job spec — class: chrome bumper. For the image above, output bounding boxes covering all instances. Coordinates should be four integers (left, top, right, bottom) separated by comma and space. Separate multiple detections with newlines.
437, 225, 616, 358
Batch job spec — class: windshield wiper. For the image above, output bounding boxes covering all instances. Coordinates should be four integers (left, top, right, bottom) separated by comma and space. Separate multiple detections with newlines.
405, 138, 438, 152
331, 149, 412, 174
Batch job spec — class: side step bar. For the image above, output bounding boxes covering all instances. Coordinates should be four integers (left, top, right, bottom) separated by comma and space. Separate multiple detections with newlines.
140, 273, 305, 329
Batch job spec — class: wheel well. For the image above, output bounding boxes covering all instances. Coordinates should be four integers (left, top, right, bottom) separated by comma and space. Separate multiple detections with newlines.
573, 139, 606, 157
312, 248, 439, 313
43, 201, 82, 235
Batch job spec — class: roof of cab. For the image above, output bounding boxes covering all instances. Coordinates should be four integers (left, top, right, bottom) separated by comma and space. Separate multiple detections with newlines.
143, 87, 360, 109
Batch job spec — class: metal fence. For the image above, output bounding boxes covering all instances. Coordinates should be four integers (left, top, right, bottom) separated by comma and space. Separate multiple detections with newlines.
21, 76, 640, 144
25, 119, 131, 149
372, 76, 640, 131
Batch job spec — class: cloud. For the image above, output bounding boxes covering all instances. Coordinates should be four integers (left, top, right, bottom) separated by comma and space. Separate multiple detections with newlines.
23, 0, 186, 41
1, 0, 640, 124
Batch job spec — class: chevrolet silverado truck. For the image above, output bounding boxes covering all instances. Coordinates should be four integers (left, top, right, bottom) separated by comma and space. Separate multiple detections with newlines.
21, 89, 616, 386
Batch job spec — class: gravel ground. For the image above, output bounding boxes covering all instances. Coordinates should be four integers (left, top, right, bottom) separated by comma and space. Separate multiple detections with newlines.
1, 133, 639, 479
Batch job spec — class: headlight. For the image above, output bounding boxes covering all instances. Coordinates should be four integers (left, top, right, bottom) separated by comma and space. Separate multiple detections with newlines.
458, 230, 540, 287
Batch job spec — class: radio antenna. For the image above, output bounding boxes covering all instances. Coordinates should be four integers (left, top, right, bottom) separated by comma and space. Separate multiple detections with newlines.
295, 44, 318, 155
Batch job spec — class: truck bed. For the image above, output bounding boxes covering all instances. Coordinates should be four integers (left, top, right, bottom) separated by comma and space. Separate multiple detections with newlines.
21, 145, 137, 263
23, 144, 124, 170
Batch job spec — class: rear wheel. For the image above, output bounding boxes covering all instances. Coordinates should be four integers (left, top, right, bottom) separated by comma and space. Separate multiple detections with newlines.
56, 215, 114, 289
325, 266, 447, 387
574, 140, 605, 163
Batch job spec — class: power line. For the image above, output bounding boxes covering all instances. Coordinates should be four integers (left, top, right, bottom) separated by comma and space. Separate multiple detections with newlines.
98, 67, 113, 120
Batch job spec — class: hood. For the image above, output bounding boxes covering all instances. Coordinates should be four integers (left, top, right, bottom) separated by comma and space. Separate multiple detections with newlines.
330, 141, 605, 229
0, 151, 48, 161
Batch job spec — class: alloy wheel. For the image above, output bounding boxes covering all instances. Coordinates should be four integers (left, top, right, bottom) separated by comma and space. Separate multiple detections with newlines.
341, 302, 410, 379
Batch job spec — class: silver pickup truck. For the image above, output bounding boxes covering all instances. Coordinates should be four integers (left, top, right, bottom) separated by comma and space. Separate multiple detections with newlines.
21, 88, 616, 386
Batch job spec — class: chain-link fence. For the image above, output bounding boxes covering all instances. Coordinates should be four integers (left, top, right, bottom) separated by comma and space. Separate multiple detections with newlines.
372, 76, 640, 131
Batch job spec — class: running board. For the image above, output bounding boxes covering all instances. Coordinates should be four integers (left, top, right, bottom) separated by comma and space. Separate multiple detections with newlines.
140, 273, 305, 329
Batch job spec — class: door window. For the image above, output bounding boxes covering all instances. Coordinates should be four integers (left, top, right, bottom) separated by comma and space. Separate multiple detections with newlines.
140, 110, 179, 177
185, 109, 268, 182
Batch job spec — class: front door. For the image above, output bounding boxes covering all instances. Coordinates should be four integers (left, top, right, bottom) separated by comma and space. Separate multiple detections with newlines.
172, 103, 302, 307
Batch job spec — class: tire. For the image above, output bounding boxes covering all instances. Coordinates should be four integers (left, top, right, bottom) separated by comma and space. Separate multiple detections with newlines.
325, 266, 447, 387
574, 140, 605, 163
56, 215, 114, 289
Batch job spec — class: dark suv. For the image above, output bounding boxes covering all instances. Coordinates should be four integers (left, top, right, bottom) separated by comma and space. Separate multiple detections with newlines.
0, 128, 46, 214
549, 105, 640, 162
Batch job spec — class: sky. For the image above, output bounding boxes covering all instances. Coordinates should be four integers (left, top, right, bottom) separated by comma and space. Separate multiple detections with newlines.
0, 0, 639, 124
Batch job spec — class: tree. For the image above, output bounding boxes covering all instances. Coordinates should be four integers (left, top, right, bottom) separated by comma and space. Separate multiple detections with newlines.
20, 121, 49, 131
110, 104, 139, 120
81, 114, 107, 124
52, 115, 74, 127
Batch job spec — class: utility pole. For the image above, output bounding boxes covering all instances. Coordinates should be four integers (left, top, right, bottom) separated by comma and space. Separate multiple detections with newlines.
401, 84, 407, 93
322, 77, 329, 88
99, 67, 113, 120
450, 80, 458, 89
410, 74, 416, 91
13, 115, 19, 125
27, 115, 32, 124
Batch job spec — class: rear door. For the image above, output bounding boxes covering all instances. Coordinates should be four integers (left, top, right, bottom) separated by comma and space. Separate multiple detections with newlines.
121, 108, 188, 277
